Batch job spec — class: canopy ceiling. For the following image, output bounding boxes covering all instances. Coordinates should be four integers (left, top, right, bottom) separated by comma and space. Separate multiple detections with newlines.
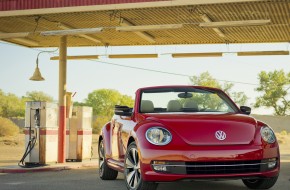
0, 0, 289, 47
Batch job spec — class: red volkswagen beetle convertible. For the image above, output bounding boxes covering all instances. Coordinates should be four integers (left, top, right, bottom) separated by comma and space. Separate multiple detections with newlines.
98, 86, 279, 190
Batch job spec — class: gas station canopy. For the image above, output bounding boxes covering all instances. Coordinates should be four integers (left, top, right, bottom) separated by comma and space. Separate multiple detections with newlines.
0, 0, 289, 48
1, 0, 289, 164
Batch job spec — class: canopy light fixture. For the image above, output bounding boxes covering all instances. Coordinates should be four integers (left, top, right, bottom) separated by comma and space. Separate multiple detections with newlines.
51, 54, 158, 60
30, 49, 58, 81
109, 54, 158, 59
57, 23, 102, 43
41, 27, 103, 36
116, 24, 183, 32
51, 55, 99, 60
0, 28, 103, 39
29, 55, 45, 81
237, 51, 289, 56
0, 32, 30, 39
50, 51, 289, 61
172, 52, 223, 58
199, 19, 271, 28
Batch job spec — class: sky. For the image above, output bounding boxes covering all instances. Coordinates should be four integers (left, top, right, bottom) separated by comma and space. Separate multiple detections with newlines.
0, 42, 289, 115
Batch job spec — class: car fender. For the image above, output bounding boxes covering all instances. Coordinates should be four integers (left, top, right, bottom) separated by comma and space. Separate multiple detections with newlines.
133, 120, 174, 157
124, 121, 145, 153
131, 119, 159, 147
123, 119, 158, 160
100, 122, 113, 158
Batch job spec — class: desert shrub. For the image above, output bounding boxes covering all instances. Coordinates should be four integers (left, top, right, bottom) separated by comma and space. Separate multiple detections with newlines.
92, 116, 111, 134
280, 130, 288, 136
275, 133, 285, 144
0, 117, 19, 137
278, 139, 286, 144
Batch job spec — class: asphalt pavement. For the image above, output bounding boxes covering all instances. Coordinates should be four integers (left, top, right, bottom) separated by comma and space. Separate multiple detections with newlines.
0, 162, 289, 190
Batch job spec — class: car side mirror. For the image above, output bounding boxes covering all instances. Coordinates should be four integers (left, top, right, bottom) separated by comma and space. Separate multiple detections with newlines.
240, 106, 251, 115
114, 105, 132, 117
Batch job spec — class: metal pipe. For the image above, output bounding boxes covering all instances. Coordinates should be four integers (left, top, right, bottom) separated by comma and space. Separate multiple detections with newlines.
58, 36, 67, 163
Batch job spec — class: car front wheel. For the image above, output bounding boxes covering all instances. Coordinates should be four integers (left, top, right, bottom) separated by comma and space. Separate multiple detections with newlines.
98, 139, 118, 180
124, 142, 158, 190
242, 176, 278, 189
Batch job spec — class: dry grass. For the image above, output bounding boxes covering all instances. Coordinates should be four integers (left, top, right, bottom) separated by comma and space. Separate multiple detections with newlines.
276, 131, 290, 145
91, 134, 99, 159
275, 131, 290, 155
0, 132, 289, 166
0, 117, 19, 137
0, 134, 24, 166
0, 134, 24, 146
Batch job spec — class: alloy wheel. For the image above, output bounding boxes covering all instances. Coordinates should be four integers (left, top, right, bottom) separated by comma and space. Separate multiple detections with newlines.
125, 147, 141, 189
99, 141, 105, 175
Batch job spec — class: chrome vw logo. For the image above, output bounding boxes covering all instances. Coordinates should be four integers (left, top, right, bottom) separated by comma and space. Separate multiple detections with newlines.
215, 130, 226, 141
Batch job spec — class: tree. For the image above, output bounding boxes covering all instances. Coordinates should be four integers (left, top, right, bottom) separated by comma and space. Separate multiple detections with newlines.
81, 89, 134, 134
25, 91, 54, 102
255, 70, 290, 116
0, 90, 54, 118
73, 101, 87, 107
189, 71, 248, 106
190, 72, 221, 89
84, 89, 134, 116
92, 115, 111, 134
0, 90, 25, 118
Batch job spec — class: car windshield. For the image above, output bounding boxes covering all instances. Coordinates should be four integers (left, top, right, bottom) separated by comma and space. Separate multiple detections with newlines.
140, 87, 237, 113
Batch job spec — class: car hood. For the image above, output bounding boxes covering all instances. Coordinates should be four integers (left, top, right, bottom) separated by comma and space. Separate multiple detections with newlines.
145, 113, 257, 145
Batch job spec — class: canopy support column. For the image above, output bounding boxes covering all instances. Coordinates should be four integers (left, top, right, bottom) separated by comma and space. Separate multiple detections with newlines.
58, 36, 67, 163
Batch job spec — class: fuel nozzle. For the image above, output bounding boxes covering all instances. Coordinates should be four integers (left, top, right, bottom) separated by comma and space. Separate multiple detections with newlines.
34, 109, 40, 128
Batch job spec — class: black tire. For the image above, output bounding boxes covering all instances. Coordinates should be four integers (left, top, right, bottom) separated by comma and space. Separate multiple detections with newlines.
98, 139, 118, 180
124, 142, 158, 190
242, 176, 279, 189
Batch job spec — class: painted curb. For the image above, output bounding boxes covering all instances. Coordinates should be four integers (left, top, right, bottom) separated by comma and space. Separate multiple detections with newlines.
0, 163, 98, 173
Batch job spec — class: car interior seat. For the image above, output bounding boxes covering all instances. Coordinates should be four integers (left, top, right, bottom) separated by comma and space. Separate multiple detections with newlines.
140, 100, 154, 113
167, 100, 182, 112
183, 99, 199, 112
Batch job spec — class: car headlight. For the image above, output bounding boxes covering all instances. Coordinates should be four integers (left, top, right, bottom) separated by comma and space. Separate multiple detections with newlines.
145, 127, 172, 145
260, 126, 276, 144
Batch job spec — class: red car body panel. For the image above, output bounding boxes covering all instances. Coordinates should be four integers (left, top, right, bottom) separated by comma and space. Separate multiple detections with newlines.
99, 85, 280, 182
144, 113, 256, 145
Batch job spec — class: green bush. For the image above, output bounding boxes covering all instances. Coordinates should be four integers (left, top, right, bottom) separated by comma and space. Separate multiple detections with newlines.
92, 116, 111, 134
0, 117, 19, 137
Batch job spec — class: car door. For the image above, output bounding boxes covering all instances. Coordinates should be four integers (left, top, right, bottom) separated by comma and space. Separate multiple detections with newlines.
111, 115, 136, 162
111, 116, 122, 160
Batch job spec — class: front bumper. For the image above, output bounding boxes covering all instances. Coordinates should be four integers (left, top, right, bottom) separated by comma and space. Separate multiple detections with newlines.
139, 145, 280, 182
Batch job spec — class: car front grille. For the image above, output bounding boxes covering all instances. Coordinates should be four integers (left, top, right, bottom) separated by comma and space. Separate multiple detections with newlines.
185, 160, 261, 175
151, 160, 274, 175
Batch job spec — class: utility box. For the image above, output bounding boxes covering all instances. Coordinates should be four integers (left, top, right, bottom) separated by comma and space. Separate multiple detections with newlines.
67, 106, 92, 161
24, 102, 58, 165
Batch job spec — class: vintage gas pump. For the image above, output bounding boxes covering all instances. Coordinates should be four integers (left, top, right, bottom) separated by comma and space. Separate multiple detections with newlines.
19, 102, 58, 167
66, 106, 93, 161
